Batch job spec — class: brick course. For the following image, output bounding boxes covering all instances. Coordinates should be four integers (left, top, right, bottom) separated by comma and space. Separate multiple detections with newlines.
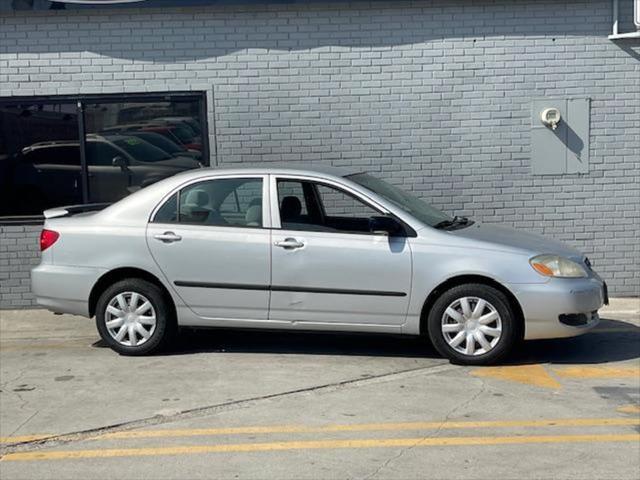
1, 0, 639, 308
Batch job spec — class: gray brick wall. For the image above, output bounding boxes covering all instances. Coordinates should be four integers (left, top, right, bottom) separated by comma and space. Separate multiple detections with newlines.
1, 0, 639, 308
0, 225, 40, 308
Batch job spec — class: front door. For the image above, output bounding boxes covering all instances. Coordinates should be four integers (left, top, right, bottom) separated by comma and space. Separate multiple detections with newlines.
269, 176, 412, 327
147, 175, 271, 320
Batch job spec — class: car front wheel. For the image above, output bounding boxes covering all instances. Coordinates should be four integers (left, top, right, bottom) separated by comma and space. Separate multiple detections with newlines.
95, 278, 173, 356
427, 283, 518, 365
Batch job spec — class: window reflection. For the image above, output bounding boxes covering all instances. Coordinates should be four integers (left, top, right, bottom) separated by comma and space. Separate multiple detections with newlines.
1, 1, 259, 12
0, 103, 82, 217
85, 99, 203, 203
0, 94, 206, 218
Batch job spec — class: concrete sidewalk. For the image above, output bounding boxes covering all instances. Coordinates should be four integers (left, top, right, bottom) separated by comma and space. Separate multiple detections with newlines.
598, 297, 640, 314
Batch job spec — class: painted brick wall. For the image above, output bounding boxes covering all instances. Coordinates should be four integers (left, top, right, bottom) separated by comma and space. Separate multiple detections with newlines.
1, 1, 639, 308
0, 225, 40, 308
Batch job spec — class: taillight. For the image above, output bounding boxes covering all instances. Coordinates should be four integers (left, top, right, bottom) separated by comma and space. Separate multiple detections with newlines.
40, 229, 59, 251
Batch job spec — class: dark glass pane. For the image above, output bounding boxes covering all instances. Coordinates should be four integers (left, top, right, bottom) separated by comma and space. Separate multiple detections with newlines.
0, 1, 294, 12
0, 103, 82, 218
276, 179, 378, 234
316, 183, 379, 234
84, 98, 203, 203
153, 193, 178, 223
277, 180, 309, 216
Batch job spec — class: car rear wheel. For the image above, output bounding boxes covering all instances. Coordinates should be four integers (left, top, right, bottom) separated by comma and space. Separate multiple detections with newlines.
96, 278, 173, 356
427, 283, 517, 365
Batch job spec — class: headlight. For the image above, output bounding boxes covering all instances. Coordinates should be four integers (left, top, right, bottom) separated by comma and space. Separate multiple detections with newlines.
529, 254, 588, 278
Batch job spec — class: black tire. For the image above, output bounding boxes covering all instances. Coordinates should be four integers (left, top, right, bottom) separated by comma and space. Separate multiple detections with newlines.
426, 283, 518, 366
95, 278, 175, 356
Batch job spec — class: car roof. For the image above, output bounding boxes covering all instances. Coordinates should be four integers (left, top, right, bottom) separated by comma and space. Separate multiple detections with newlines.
98, 163, 389, 227
174, 164, 364, 179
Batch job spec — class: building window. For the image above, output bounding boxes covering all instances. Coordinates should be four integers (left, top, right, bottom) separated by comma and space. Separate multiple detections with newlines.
0, 92, 208, 222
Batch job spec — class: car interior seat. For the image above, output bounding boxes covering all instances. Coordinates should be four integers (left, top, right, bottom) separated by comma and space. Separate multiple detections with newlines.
244, 204, 262, 227
280, 196, 302, 225
181, 188, 212, 223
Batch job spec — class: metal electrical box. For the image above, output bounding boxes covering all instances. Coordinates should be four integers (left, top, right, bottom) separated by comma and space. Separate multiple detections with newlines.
530, 98, 590, 175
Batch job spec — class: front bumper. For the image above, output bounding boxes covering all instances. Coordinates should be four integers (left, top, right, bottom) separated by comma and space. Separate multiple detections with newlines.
509, 275, 606, 340
31, 264, 106, 317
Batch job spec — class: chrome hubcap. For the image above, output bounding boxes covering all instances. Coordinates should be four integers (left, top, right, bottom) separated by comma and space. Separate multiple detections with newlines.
105, 292, 157, 347
441, 296, 502, 356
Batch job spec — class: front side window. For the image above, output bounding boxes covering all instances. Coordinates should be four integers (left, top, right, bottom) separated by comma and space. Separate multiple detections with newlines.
154, 177, 263, 228
316, 183, 379, 219
85, 141, 122, 166
347, 173, 451, 228
276, 179, 381, 234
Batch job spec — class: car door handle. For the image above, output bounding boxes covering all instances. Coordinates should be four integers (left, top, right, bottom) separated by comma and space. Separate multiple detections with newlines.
154, 231, 182, 243
274, 237, 304, 249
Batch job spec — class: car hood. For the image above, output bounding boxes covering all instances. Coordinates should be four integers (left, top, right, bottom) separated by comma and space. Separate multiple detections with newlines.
448, 222, 582, 259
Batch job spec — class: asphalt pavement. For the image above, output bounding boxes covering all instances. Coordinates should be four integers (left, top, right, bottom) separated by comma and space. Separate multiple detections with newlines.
0, 299, 638, 479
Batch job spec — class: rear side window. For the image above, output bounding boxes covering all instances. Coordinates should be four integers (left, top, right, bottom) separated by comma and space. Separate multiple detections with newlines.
23, 146, 80, 166
152, 178, 263, 228
219, 181, 263, 217
153, 193, 178, 223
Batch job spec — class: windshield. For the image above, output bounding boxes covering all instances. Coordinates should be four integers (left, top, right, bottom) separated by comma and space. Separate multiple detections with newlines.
112, 137, 172, 162
346, 173, 452, 227
170, 126, 194, 143
129, 132, 183, 154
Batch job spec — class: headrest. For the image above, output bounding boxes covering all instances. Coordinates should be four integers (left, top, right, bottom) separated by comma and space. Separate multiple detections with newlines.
280, 196, 302, 221
184, 189, 209, 207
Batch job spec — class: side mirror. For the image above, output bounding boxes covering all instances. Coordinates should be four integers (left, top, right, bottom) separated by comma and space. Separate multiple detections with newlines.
112, 156, 129, 170
369, 216, 403, 236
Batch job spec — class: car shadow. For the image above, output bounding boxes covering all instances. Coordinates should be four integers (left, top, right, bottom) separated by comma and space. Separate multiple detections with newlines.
156, 318, 640, 365
167, 328, 433, 359
506, 318, 640, 366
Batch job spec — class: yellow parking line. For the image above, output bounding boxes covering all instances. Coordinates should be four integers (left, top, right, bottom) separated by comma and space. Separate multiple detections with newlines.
0, 434, 50, 444
100, 417, 640, 440
617, 405, 640, 414
471, 364, 562, 388
2, 417, 638, 444
553, 366, 640, 379
3, 434, 638, 462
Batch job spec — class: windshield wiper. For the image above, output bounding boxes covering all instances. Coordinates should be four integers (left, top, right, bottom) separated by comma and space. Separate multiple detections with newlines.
433, 216, 472, 230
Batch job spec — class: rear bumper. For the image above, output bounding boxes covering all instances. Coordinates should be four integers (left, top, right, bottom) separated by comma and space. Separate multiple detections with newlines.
31, 264, 106, 317
509, 275, 606, 340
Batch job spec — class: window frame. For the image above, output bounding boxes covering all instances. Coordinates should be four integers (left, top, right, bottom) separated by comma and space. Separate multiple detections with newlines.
0, 91, 209, 225
150, 174, 269, 230
271, 174, 409, 237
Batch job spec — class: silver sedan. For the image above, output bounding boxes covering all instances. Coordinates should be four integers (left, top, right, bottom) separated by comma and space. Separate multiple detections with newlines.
31, 166, 607, 365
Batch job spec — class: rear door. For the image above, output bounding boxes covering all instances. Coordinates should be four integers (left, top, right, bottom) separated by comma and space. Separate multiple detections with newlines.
147, 175, 271, 320
269, 175, 412, 328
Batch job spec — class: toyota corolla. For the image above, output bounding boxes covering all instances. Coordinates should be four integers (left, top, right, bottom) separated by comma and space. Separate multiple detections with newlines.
31, 166, 607, 365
